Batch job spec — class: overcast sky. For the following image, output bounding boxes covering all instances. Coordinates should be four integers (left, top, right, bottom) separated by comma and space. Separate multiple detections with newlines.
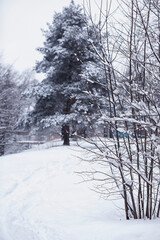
0, 0, 119, 74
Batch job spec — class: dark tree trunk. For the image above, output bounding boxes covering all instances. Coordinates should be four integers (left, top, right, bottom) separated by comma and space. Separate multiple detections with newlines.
0, 130, 5, 156
62, 98, 76, 146
62, 124, 70, 145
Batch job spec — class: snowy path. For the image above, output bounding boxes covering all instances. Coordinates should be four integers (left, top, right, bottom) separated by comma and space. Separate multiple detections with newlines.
0, 146, 159, 240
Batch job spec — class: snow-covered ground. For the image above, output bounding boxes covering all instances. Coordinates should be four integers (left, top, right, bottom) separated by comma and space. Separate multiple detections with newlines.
0, 143, 159, 240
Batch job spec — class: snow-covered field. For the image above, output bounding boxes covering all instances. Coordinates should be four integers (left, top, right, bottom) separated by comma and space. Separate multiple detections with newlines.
0, 143, 159, 240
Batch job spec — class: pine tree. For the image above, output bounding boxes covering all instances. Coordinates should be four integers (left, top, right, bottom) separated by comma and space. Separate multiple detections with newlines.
29, 1, 99, 145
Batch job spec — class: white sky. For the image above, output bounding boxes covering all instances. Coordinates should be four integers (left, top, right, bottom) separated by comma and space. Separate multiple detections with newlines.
0, 0, 119, 74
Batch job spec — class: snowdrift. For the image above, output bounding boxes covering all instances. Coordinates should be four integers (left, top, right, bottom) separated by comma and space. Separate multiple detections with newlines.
0, 144, 159, 240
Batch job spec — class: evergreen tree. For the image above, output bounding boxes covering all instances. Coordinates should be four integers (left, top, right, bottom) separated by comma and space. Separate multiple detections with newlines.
29, 1, 99, 145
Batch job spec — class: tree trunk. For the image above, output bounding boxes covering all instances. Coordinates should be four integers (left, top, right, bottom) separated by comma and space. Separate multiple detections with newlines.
62, 124, 70, 145
62, 98, 76, 146
0, 130, 5, 156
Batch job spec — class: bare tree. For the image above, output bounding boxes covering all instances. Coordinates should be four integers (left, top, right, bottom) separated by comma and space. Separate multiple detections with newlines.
79, 0, 160, 220
0, 59, 36, 155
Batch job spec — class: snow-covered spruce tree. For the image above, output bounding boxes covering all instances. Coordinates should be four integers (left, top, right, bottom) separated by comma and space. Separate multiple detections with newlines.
78, 0, 160, 220
28, 1, 101, 145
